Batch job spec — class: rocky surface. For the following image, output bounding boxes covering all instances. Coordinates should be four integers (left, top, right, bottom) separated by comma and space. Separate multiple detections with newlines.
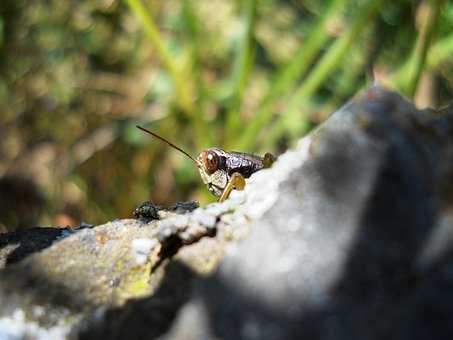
0, 86, 452, 339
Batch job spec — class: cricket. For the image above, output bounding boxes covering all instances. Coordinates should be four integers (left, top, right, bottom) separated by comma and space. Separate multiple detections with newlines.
136, 125, 276, 202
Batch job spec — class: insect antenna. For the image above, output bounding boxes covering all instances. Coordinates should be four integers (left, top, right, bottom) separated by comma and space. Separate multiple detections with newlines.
136, 125, 199, 164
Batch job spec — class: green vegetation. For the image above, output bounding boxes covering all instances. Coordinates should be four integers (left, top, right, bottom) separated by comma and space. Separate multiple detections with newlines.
0, 0, 452, 228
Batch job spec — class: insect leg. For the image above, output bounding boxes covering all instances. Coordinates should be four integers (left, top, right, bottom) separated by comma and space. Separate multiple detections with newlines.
263, 152, 276, 168
219, 172, 246, 202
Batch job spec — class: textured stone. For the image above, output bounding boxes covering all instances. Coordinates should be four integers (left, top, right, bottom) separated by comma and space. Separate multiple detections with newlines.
1, 86, 452, 340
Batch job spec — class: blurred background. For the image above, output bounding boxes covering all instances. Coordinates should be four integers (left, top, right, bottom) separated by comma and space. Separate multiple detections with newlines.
0, 0, 452, 231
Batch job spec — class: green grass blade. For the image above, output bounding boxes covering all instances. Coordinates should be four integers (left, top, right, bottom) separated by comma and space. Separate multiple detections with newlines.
237, 0, 346, 150
427, 32, 453, 67
393, 0, 444, 97
124, 0, 181, 98
181, 0, 213, 147
265, 0, 386, 147
225, 0, 258, 146
124, 0, 210, 149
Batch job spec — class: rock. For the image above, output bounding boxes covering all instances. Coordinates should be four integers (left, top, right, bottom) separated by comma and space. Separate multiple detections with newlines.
186, 86, 453, 340
1, 86, 452, 339
0, 227, 73, 268
0, 200, 226, 339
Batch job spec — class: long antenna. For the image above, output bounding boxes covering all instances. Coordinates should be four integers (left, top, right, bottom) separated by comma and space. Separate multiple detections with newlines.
136, 125, 198, 164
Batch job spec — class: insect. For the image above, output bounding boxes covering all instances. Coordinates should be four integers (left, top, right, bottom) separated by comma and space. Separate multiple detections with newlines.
136, 125, 276, 202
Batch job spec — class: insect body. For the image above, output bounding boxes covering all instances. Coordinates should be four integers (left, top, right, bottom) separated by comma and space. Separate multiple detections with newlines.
137, 126, 276, 202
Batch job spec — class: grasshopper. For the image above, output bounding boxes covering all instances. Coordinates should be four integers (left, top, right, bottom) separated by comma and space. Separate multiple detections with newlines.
136, 125, 276, 202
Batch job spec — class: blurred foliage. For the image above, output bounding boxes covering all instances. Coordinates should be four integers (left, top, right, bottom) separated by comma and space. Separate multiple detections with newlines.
0, 0, 452, 230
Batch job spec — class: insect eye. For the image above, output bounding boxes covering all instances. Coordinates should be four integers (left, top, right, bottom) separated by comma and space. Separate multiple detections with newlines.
204, 151, 219, 173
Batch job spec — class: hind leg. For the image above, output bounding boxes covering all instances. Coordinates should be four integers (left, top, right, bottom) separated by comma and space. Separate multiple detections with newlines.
219, 172, 246, 202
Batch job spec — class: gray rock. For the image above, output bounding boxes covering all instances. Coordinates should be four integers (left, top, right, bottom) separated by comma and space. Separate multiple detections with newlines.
1, 86, 452, 340
161, 86, 453, 340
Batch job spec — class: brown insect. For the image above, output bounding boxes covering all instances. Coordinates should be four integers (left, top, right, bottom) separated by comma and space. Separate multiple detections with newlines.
136, 125, 276, 202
